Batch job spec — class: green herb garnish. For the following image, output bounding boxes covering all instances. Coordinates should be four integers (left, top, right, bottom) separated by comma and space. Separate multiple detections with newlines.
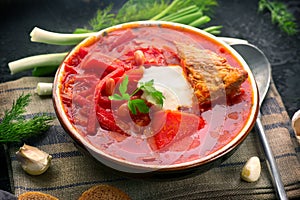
75, 0, 220, 34
0, 94, 54, 143
258, 0, 298, 35
9, 0, 221, 76
109, 75, 165, 115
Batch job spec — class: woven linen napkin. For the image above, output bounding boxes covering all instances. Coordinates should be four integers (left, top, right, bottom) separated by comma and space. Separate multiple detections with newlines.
0, 77, 299, 199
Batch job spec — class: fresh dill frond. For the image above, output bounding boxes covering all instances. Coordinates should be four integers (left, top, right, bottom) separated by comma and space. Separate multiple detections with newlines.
89, 4, 116, 31
258, 0, 298, 35
0, 94, 54, 143
116, 0, 171, 23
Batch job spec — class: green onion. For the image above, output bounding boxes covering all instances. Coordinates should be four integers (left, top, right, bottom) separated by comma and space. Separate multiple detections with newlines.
203, 25, 223, 35
35, 83, 53, 96
30, 27, 95, 45
159, 5, 199, 21
32, 65, 59, 77
188, 16, 211, 27
8, 0, 221, 76
8, 52, 68, 74
151, 0, 183, 20
168, 11, 203, 24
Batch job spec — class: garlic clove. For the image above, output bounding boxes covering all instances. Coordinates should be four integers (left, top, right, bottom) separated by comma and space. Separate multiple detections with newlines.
241, 156, 261, 182
292, 109, 300, 143
16, 144, 52, 175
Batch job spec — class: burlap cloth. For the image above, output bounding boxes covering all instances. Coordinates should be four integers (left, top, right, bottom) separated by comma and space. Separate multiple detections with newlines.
0, 77, 299, 199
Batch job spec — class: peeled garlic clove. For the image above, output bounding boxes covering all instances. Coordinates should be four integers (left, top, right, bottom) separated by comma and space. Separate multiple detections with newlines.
292, 109, 300, 143
241, 156, 261, 182
16, 144, 52, 175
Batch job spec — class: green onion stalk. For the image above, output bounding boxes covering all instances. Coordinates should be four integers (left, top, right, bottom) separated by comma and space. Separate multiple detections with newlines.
8, 52, 68, 75
7, 0, 223, 93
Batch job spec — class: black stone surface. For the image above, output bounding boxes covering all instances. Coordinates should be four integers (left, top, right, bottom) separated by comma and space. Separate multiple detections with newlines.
0, 0, 299, 194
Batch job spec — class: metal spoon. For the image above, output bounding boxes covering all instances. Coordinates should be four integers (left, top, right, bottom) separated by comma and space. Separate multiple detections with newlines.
232, 44, 288, 200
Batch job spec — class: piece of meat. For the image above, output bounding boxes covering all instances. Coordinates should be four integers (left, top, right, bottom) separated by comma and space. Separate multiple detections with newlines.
176, 43, 248, 105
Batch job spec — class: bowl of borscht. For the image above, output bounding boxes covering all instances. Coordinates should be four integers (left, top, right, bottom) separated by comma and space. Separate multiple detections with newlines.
53, 21, 259, 176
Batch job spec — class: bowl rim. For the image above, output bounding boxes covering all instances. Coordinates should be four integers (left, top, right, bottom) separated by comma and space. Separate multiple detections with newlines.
52, 20, 259, 172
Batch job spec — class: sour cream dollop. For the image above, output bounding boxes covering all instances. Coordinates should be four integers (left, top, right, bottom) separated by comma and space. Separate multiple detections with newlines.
138, 66, 194, 110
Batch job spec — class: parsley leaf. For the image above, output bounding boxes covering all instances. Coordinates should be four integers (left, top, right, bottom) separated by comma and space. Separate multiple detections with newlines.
128, 99, 150, 115
109, 75, 165, 114
119, 75, 129, 98
109, 93, 124, 101
139, 80, 165, 108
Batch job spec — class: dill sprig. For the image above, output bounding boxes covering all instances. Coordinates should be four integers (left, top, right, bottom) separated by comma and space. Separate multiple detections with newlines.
116, 0, 170, 23
0, 94, 54, 143
89, 4, 116, 32
258, 0, 298, 35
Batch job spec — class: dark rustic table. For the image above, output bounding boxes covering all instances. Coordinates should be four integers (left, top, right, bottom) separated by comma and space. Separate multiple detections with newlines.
0, 0, 299, 194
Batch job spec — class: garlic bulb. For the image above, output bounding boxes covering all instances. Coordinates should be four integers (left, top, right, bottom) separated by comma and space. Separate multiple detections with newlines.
16, 144, 52, 175
241, 156, 261, 182
292, 109, 300, 143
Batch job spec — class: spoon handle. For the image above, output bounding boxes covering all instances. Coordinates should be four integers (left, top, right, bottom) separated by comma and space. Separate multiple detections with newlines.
255, 115, 288, 200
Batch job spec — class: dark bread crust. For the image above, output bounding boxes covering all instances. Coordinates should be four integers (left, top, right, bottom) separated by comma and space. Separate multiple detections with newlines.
78, 184, 131, 200
18, 191, 58, 200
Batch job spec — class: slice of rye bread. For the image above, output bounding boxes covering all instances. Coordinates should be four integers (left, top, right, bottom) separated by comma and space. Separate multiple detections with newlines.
78, 184, 131, 200
18, 191, 58, 200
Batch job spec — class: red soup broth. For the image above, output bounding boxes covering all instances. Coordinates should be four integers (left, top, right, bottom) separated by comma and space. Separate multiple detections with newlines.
59, 25, 253, 166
